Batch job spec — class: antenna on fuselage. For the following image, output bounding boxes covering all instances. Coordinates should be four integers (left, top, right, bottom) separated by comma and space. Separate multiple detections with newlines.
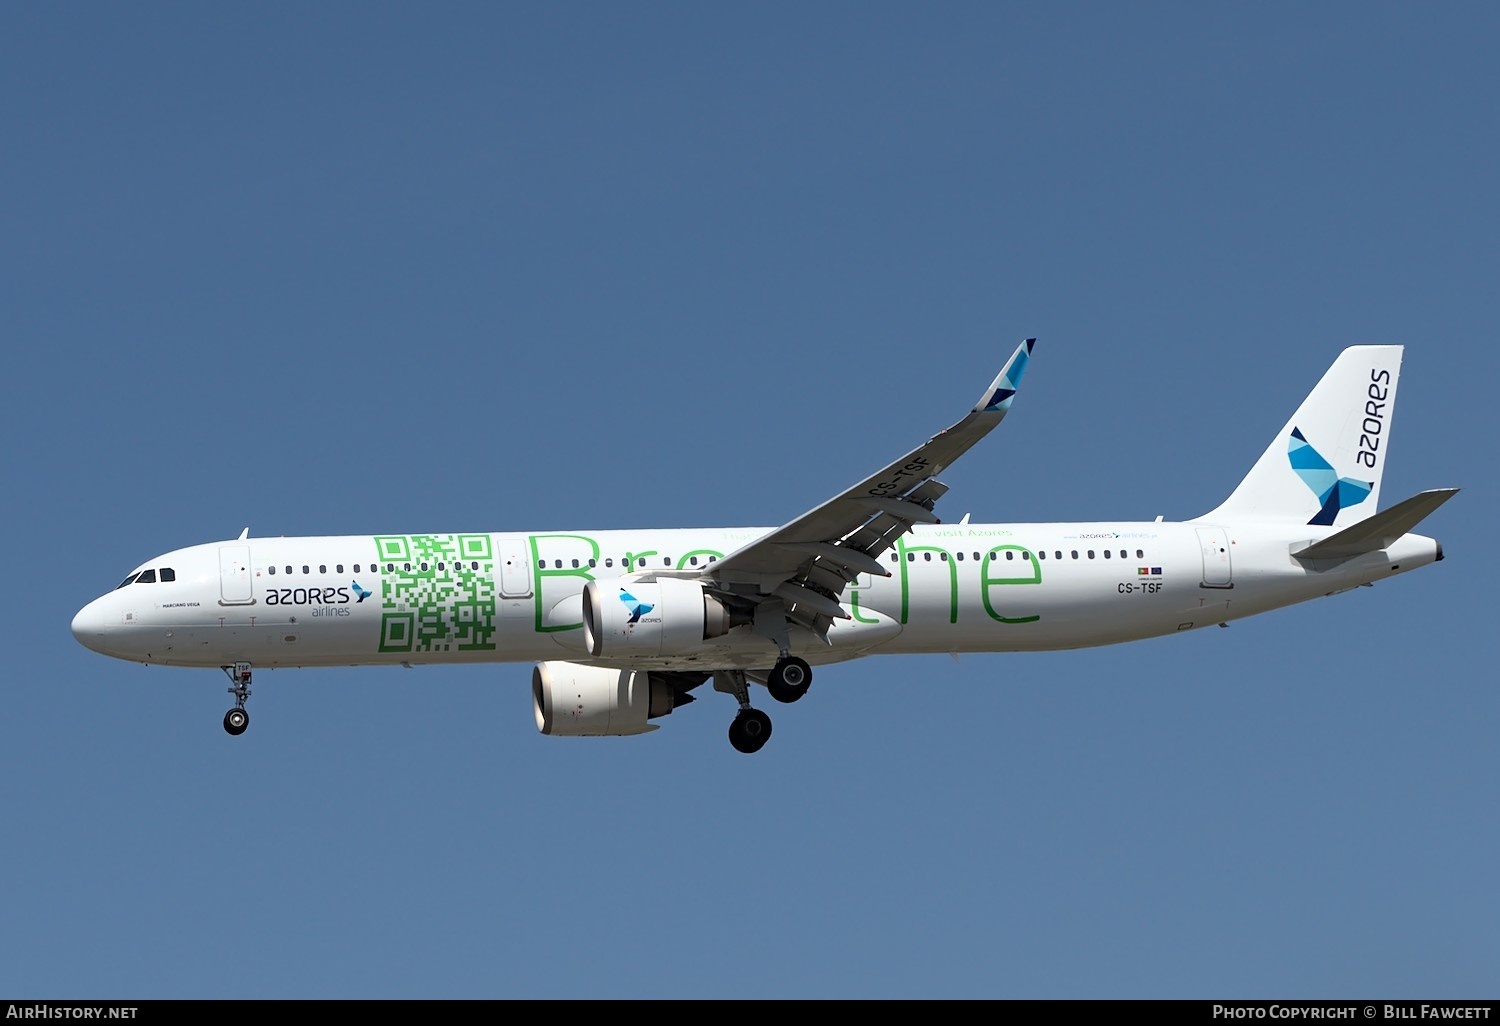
237, 527, 249, 540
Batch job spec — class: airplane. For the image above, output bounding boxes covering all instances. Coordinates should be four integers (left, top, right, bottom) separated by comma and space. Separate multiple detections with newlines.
71, 340, 1457, 754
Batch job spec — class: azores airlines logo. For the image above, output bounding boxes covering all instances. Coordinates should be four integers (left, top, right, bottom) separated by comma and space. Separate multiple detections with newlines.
618, 589, 654, 624
1288, 427, 1373, 526
352, 581, 371, 603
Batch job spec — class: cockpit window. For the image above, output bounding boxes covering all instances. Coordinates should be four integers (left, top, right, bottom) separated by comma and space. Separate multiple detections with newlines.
136, 569, 157, 584
115, 572, 140, 590
160, 568, 176, 582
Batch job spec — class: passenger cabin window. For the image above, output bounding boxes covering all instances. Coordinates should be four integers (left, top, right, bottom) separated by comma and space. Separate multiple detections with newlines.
319, 565, 327, 574
337, 564, 345, 574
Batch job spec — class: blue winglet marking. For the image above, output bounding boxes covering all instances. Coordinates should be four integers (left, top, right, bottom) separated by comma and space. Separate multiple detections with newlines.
981, 338, 1035, 412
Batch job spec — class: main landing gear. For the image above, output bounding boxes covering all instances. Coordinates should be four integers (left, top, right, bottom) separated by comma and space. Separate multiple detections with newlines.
766, 655, 812, 705
716, 656, 814, 755
717, 669, 772, 754
221, 662, 252, 736
730, 706, 773, 754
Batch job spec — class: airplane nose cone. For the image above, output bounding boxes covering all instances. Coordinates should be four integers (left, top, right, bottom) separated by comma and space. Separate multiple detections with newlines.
71, 602, 102, 649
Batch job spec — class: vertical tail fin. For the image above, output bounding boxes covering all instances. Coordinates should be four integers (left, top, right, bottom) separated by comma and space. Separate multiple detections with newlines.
1197, 345, 1404, 527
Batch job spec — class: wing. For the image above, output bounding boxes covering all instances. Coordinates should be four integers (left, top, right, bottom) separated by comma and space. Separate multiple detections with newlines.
703, 338, 1036, 641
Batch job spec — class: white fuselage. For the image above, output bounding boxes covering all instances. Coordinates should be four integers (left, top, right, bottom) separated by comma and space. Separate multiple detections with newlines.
70, 520, 1441, 673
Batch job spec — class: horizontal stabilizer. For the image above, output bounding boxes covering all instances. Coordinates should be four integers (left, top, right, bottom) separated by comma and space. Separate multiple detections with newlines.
1292, 488, 1459, 560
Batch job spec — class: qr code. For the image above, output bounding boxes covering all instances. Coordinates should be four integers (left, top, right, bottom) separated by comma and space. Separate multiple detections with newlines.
375, 534, 497, 652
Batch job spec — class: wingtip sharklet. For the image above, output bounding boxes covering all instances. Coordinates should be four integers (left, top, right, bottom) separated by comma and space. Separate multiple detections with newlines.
974, 337, 1036, 413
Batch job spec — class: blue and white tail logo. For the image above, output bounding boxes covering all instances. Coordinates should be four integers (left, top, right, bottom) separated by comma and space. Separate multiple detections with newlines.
1288, 427, 1372, 526
618, 589, 654, 624
1195, 345, 1400, 527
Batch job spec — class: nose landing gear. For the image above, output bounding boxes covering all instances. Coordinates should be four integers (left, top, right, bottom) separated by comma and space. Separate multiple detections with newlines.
221, 662, 252, 736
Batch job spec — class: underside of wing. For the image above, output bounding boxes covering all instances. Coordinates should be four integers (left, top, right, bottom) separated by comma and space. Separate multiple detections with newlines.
701, 338, 1036, 641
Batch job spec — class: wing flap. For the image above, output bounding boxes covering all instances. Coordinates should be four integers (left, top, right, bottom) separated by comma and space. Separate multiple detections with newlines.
708, 339, 1036, 603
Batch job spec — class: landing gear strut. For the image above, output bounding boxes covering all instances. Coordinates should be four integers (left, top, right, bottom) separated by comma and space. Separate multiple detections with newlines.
751, 599, 811, 709
221, 662, 252, 736
715, 669, 773, 754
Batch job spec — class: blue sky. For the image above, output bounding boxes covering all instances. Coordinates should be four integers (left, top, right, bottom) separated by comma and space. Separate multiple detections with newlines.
3, 2, 1496, 999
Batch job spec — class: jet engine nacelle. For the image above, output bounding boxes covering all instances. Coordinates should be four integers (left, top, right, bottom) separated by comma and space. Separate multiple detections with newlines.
532, 660, 676, 737
581, 577, 733, 658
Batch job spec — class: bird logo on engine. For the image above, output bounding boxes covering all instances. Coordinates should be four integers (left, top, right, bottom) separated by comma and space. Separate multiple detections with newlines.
618, 589, 655, 625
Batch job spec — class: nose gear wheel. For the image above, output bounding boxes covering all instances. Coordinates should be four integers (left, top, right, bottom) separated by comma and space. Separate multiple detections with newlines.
221, 662, 253, 736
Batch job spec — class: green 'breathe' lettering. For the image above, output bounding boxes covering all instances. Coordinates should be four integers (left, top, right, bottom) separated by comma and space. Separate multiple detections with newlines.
623, 549, 658, 572
981, 545, 1041, 623
530, 534, 599, 632
894, 535, 960, 624
848, 586, 881, 624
